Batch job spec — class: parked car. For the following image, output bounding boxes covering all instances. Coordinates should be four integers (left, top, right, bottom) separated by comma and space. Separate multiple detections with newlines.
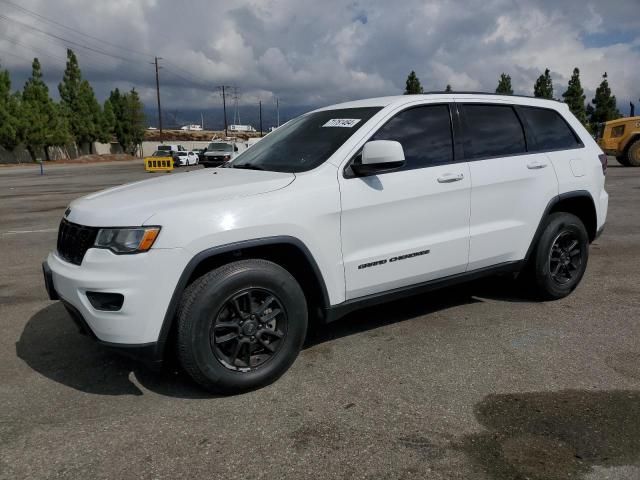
201, 142, 238, 168
157, 144, 186, 154
43, 93, 608, 394
172, 151, 199, 167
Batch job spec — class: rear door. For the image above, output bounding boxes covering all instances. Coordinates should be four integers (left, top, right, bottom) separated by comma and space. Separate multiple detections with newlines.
339, 103, 471, 300
458, 102, 559, 270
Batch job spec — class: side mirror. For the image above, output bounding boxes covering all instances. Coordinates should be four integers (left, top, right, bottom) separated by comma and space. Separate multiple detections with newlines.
234, 145, 239, 152
351, 140, 405, 176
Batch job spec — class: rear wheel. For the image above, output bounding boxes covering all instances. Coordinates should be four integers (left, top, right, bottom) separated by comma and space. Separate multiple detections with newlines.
529, 212, 589, 300
177, 259, 307, 394
625, 139, 640, 167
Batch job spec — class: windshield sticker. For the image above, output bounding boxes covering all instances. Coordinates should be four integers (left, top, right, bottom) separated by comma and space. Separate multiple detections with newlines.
322, 118, 361, 128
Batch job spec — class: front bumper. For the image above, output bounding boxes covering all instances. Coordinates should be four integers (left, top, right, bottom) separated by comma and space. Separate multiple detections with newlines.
43, 247, 190, 356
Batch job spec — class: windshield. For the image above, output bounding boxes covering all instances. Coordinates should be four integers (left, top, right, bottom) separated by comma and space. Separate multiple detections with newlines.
228, 107, 381, 172
152, 151, 169, 157
207, 143, 233, 152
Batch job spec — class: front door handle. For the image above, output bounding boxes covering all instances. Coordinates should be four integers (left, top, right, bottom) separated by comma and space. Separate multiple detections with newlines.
527, 161, 548, 170
437, 173, 464, 183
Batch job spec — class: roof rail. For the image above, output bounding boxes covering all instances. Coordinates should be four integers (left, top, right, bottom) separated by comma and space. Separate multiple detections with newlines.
418, 91, 562, 103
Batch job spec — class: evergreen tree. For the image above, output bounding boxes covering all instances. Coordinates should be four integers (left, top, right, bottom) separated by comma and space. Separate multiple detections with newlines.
445, 84, 452, 92
404, 71, 423, 94
109, 88, 145, 155
561, 67, 588, 126
99, 98, 116, 143
21, 58, 69, 160
0, 64, 20, 150
58, 49, 105, 152
495, 73, 513, 95
124, 88, 145, 155
588, 72, 621, 132
533, 68, 553, 99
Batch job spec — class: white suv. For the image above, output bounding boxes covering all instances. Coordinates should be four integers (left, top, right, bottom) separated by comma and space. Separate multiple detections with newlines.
43, 94, 608, 393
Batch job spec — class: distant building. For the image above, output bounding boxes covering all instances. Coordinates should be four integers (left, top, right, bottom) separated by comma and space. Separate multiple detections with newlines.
229, 124, 256, 132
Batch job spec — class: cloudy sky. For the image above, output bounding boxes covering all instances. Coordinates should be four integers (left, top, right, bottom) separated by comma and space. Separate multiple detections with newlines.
0, 0, 639, 124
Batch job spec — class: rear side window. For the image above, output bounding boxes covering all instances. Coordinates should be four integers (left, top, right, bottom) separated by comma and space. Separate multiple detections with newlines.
371, 104, 454, 170
462, 104, 526, 159
520, 107, 582, 151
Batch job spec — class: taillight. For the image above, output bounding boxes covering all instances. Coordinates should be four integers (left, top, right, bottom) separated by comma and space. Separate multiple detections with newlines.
598, 153, 608, 175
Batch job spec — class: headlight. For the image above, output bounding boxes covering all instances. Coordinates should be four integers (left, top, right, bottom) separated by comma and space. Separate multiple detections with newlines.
94, 227, 160, 254
611, 125, 625, 138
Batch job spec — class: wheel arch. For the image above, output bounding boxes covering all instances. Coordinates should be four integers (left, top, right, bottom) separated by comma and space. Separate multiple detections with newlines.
525, 190, 598, 263
156, 236, 330, 358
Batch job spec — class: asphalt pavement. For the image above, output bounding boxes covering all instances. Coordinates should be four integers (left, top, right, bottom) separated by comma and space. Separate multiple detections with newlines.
1, 159, 639, 479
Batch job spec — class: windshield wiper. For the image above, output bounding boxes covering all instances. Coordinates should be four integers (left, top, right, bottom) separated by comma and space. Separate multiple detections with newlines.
232, 163, 265, 171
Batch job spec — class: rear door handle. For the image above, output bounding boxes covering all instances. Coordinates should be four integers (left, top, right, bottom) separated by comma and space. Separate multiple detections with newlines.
527, 161, 548, 170
437, 173, 464, 183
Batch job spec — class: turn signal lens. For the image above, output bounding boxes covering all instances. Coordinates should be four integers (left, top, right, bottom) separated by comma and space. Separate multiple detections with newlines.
138, 228, 160, 251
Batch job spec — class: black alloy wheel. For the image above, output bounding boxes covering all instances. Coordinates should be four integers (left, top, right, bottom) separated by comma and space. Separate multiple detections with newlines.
548, 231, 583, 285
211, 288, 287, 371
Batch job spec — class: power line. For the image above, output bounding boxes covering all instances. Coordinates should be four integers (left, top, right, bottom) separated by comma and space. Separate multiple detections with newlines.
0, 0, 154, 60
0, 33, 68, 63
0, 14, 140, 65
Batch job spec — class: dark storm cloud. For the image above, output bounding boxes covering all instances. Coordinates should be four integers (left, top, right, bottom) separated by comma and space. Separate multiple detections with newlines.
0, 0, 638, 113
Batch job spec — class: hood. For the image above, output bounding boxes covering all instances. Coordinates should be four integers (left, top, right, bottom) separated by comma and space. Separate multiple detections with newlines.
66, 168, 295, 227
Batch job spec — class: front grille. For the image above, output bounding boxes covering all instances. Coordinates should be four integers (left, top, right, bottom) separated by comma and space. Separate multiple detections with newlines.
57, 219, 99, 265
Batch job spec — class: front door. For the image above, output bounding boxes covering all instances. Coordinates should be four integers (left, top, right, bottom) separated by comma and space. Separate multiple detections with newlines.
339, 104, 471, 300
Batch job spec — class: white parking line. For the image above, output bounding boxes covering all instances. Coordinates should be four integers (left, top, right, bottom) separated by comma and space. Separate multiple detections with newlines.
2, 228, 58, 235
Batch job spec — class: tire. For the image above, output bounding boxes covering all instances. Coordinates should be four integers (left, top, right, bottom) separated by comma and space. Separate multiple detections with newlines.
177, 259, 308, 394
616, 155, 630, 167
625, 138, 640, 167
529, 212, 589, 300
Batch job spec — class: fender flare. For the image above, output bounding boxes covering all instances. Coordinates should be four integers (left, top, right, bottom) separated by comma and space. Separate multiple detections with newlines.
524, 190, 596, 263
154, 236, 330, 357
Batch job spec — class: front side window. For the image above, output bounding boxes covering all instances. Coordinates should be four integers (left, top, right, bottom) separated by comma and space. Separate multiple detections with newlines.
228, 107, 381, 172
520, 107, 582, 151
369, 104, 454, 170
462, 104, 526, 159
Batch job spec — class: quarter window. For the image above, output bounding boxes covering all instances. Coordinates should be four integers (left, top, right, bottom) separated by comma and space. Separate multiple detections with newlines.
462, 104, 526, 159
370, 104, 454, 170
520, 107, 582, 151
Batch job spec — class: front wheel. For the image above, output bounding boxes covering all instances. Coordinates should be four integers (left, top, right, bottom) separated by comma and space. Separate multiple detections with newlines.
529, 212, 589, 300
176, 259, 308, 394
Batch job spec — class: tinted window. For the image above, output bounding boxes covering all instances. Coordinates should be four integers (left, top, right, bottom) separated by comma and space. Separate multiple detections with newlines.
463, 104, 526, 159
229, 107, 381, 172
520, 107, 581, 150
370, 105, 453, 169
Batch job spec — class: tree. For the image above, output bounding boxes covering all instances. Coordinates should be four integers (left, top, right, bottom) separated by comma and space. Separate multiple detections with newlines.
495, 73, 513, 95
0, 64, 20, 151
533, 68, 553, 99
109, 87, 145, 155
588, 72, 621, 132
561, 67, 588, 126
21, 58, 69, 160
58, 49, 105, 153
445, 84, 452, 92
99, 98, 116, 143
404, 71, 423, 94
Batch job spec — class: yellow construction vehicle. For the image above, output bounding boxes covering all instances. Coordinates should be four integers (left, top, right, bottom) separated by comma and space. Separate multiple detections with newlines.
597, 116, 640, 167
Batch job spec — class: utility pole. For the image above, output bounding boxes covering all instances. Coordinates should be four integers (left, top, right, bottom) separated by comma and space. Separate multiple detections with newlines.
152, 56, 163, 141
259, 100, 263, 137
217, 85, 231, 137
275, 96, 280, 127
